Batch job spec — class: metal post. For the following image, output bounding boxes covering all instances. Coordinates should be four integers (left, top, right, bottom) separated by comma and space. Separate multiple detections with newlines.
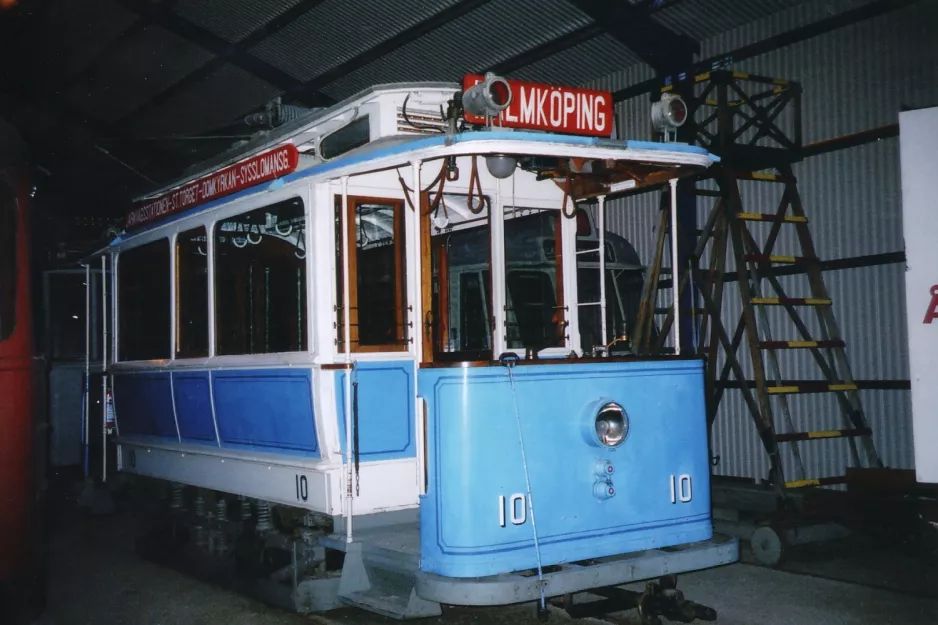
207, 225, 216, 358
340, 175, 354, 544
598, 195, 607, 345
101, 254, 108, 482
669, 178, 681, 354
677, 181, 698, 353
410, 159, 425, 495
83, 263, 90, 479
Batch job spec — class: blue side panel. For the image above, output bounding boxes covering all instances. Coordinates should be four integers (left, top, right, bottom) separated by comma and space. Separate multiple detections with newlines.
335, 361, 415, 461
112, 372, 177, 440
172, 371, 217, 446
417, 358, 713, 578
212, 368, 319, 457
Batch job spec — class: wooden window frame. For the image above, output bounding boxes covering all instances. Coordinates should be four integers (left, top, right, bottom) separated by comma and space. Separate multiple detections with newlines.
336, 194, 409, 353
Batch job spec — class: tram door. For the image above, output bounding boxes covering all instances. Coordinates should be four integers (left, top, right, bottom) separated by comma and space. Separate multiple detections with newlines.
335, 195, 416, 470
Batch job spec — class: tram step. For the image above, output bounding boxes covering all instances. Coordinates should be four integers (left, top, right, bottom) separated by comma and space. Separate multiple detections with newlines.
340, 588, 441, 620
758, 340, 845, 350
776, 428, 871, 443
751, 297, 831, 306
737, 212, 808, 223
342, 589, 409, 618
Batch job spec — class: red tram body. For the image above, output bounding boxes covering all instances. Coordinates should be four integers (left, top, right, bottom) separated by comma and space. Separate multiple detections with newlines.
0, 118, 41, 618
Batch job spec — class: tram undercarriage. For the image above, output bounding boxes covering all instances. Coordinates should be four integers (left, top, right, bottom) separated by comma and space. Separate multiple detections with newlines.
128, 476, 734, 623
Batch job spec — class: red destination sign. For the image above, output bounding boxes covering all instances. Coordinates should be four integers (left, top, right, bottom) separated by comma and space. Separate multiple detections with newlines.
462, 74, 614, 138
125, 144, 300, 229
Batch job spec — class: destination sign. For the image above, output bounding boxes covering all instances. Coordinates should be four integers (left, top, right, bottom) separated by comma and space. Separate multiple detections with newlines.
462, 75, 614, 138
125, 144, 300, 229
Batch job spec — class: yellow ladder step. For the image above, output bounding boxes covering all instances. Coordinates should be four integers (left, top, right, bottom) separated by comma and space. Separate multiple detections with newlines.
785, 475, 848, 489
751, 297, 831, 306
759, 340, 845, 350
743, 254, 815, 264
737, 212, 808, 223
767, 383, 858, 395
776, 428, 872, 443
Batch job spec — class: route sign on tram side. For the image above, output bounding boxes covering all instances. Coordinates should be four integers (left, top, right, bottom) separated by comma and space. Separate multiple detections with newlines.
124, 144, 300, 230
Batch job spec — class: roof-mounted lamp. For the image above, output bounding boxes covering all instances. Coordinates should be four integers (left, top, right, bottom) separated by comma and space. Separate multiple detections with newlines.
651, 93, 688, 143
463, 72, 512, 119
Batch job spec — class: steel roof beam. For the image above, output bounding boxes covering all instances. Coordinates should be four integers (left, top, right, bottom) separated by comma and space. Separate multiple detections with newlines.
483, 1, 681, 77
613, 0, 917, 103
113, 0, 333, 108
568, 0, 699, 74
486, 25, 603, 75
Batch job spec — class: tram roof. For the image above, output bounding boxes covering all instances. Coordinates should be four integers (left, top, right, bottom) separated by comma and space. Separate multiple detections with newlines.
105, 128, 717, 247
132, 81, 462, 203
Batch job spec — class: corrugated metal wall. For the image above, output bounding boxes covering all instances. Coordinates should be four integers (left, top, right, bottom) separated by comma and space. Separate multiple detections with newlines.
586, 0, 938, 481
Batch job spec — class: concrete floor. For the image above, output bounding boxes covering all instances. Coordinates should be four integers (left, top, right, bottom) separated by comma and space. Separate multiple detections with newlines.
29, 478, 938, 625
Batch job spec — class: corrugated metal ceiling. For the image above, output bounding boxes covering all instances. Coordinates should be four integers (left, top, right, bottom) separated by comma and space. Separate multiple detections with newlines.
173, 0, 308, 43
509, 34, 642, 87
25, 0, 140, 83
250, 0, 464, 82
16, 0, 825, 147
320, 0, 593, 100
0, 0, 868, 209
653, 0, 813, 41
128, 63, 281, 138
65, 24, 215, 124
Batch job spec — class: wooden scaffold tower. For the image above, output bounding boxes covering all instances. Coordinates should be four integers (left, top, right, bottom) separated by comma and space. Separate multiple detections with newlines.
627, 71, 884, 518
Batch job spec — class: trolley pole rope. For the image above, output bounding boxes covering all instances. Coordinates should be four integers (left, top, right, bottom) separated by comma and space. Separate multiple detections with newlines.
504, 359, 546, 615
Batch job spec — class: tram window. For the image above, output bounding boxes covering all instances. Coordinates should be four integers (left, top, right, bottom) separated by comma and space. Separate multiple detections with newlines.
458, 272, 491, 351
577, 267, 644, 353
214, 197, 307, 355
175, 227, 208, 358
336, 196, 407, 352
0, 180, 16, 342
118, 239, 170, 361
577, 268, 620, 353
504, 211, 564, 350
430, 221, 493, 361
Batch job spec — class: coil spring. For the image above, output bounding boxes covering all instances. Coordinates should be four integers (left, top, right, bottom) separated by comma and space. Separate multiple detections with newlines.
255, 501, 272, 533
170, 484, 184, 510
240, 497, 252, 522
213, 500, 229, 555
195, 495, 206, 518
194, 525, 207, 548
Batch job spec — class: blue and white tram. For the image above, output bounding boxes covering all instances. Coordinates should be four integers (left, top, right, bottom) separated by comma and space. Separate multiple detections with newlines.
98, 76, 738, 620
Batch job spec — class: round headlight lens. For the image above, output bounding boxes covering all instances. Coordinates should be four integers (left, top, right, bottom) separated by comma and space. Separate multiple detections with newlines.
595, 402, 628, 447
